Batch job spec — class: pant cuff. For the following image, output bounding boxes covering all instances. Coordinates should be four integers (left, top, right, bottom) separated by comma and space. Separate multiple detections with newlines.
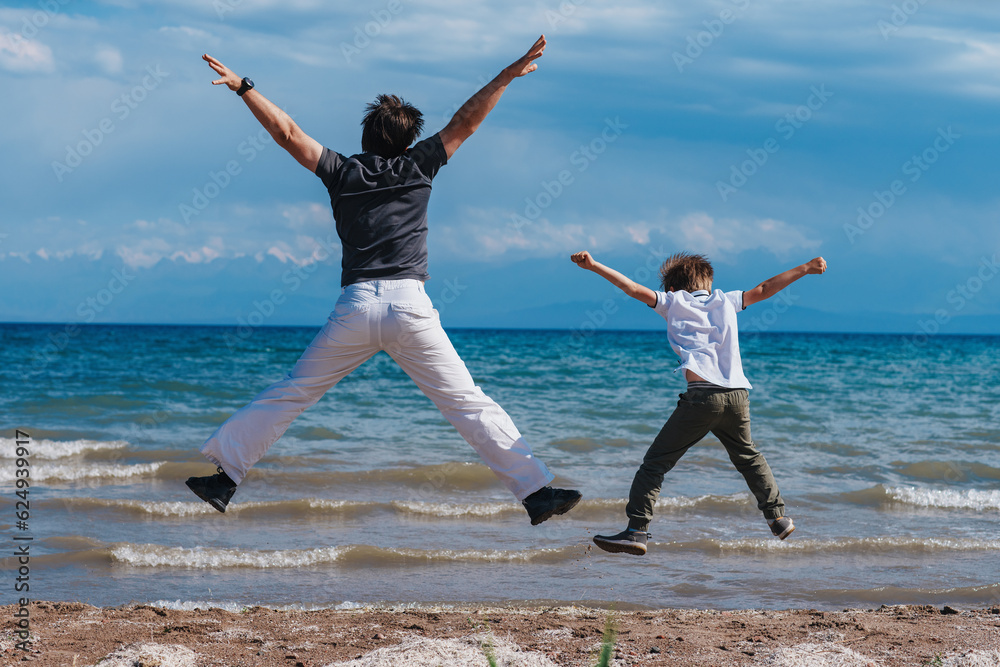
763, 508, 784, 521
627, 518, 650, 532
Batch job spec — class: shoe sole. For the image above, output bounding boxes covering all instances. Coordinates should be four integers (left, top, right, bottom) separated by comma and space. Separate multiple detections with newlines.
593, 537, 647, 556
185, 478, 228, 514
529, 492, 583, 526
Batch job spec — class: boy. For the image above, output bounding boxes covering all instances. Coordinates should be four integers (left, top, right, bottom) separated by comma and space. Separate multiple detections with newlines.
570, 250, 827, 555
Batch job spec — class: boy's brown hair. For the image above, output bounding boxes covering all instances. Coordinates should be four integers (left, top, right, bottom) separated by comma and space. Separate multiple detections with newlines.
660, 253, 714, 292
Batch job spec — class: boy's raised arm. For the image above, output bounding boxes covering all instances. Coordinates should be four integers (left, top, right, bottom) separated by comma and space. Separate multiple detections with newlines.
743, 257, 827, 307
571, 251, 657, 307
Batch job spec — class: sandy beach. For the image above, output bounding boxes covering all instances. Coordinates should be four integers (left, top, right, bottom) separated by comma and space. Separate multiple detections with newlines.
4, 602, 1000, 666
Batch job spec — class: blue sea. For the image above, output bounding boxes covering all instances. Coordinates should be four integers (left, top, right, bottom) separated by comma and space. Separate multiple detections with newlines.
1, 323, 999, 612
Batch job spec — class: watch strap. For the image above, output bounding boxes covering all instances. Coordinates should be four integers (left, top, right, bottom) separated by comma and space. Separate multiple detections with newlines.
236, 77, 254, 97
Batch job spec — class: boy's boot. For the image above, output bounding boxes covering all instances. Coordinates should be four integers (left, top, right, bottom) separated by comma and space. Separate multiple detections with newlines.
593, 528, 648, 556
768, 516, 795, 540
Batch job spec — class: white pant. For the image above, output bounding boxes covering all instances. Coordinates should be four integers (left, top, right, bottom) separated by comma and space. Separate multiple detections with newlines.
200, 279, 554, 500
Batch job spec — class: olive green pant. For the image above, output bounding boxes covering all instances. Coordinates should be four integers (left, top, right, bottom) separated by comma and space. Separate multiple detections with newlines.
626, 387, 785, 532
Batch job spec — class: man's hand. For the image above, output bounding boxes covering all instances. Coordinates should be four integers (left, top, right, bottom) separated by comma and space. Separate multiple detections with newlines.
439, 35, 548, 159
571, 250, 597, 271
203, 54, 242, 92
504, 35, 546, 79
806, 257, 828, 275
202, 53, 322, 172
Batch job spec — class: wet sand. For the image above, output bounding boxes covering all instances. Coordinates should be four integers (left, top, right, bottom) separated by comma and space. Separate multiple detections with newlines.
3, 601, 1000, 666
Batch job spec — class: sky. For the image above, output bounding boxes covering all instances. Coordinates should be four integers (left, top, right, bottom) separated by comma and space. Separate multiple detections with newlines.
2, 0, 1000, 336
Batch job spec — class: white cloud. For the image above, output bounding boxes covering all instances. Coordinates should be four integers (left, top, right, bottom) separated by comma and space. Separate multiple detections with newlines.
93, 45, 123, 75
438, 208, 821, 263
116, 238, 172, 269
281, 203, 332, 231
670, 213, 822, 260
158, 25, 214, 41
0, 32, 54, 73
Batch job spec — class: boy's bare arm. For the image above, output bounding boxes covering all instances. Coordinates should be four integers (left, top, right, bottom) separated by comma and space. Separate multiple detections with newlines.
571, 251, 657, 307
743, 257, 827, 307
438, 35, 546, 160
203, 54, 323, 172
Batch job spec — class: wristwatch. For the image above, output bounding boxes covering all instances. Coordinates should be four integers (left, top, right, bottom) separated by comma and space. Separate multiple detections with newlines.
236, 77, 254, 97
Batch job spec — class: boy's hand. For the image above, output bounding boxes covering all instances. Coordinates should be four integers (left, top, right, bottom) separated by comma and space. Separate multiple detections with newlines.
806, 257, 827, 275
571, 251, 596, 270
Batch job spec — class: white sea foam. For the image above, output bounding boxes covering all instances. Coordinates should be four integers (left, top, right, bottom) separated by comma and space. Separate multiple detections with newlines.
147, 600, 449, 612
0, 461, 162, 482
391, 500, 513, 517
112, 543, 555, 568
112, 544, 348, 568
713, 536, 1000, 554
579, 493, 752, 511
96, 499, 218, 517
0, 438, 128, 459
305, 499, 365, 510
885, 485, 1000, 511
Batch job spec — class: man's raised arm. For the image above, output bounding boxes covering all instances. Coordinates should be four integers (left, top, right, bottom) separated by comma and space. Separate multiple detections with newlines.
438, 35, 546, 160
203, 54, 323, 172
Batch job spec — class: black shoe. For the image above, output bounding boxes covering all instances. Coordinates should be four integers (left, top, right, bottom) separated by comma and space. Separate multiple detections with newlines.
593, 529, 648, 556
185, 467, 237, 513
521, 486, 582, 526
769, 516, 795, 540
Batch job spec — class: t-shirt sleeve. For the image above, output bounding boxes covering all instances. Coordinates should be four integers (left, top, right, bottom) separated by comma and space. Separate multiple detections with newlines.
725, 290, 746, 312
314, 146, 345, 191
408, 133, 448, 181
652, 290, 671, 315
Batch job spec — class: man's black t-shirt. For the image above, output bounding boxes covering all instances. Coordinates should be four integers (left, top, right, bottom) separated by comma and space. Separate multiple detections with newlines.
314, 133, 448, 287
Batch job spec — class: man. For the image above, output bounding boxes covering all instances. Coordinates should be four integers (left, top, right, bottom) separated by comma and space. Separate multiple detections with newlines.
185, 36, 581, 527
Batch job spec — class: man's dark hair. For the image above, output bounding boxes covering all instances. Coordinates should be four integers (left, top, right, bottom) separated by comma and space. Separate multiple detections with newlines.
360, 94, 424, 158
660, 252, 714, 292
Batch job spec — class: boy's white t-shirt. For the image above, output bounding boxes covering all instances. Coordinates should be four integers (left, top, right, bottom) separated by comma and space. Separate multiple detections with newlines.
651, 289, 752, 389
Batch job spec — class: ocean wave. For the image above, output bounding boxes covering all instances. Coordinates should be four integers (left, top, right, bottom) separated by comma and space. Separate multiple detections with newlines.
112, 544, 349, 568
45, 497, 373, 518
0, 461, 163, 483
145, 600, 445, 612
147, 461, 506, 490
390, 500, 514, 517
111, 543, 575, 568
806, 582, 1000, 606
35, 494, 753, 521
0, 438, 128, 460
895, 460, 1000, 482
843, 485, 1000, 511
699, 536, 1000, 555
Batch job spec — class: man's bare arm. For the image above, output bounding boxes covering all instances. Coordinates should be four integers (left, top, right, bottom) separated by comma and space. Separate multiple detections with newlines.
203, 54, 323, 172
571, 251, 657, 307
438, 35, 546, 160
743, 257, 827, 307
